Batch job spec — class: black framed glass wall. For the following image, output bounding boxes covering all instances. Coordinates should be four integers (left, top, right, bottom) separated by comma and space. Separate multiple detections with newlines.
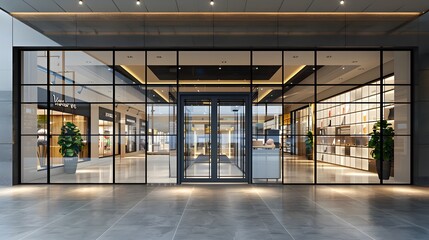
18, 49, 412, 184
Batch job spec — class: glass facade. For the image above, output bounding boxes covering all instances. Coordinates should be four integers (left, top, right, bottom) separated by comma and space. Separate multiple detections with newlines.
19, 49, 412, 184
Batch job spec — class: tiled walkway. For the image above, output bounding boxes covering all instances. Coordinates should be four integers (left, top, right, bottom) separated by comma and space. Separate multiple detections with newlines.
1, 185, 429, 240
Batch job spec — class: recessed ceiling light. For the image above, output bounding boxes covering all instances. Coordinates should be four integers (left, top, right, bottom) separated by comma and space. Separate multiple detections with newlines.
342, 66, 345, 70
352, 60, 358, 63
340, 0, 345, 5
326, 56, 332, 58
219, 66, 222, 70
292, 55, 299, 58
210, 0, 214, 6
136, 0, 141, 5
79, 0, 83, 5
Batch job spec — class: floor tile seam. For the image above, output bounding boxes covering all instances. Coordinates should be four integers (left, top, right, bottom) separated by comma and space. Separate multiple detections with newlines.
253, 186, 297, 240
171, 186, 194, 240
302, 190, 377, 240
93, 186, 158, 240
16, 186, 119, 240
329, 187, 429, 232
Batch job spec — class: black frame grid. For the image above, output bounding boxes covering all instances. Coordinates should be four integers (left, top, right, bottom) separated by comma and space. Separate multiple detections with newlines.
14, 48, 414, 185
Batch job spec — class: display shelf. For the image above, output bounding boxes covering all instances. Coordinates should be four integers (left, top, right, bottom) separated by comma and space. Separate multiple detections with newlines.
316, 80, 394, 172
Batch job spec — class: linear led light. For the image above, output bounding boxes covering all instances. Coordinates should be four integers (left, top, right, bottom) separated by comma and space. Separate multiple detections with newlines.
284, 65, 305, 84
121, 65, 145, 84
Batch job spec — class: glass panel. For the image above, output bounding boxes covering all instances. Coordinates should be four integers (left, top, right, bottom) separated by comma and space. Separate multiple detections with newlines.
217, 100, 246, 179
252, 51, 282, 85
253, 85, 283, 103
50, 85, 113, 103
50, 134, 112, 183
21, 51, 47, 85
383, 136, 411, 184
252, 104, 282, 183
283, 104, 314, 183
284, 51, 314, 85
115, 51, 146, 84
50, 51, 113, 85
179, 51, 251, 92
147, 85, 177, 103
183, 99, 211, 179
115, 85, 145, 103
21, 135, 47, 183
147, 103, 177, 183
383, 51, 411, 85
22, 85, 48, 102
147, 51, 177, 84
21, 104, 47, 135
316, 51, 380, 85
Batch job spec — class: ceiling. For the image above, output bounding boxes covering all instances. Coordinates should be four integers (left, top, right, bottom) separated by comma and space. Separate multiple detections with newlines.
1, 0, 429, 13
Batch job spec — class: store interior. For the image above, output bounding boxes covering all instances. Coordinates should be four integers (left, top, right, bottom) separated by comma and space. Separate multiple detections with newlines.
20, 50, 411, 184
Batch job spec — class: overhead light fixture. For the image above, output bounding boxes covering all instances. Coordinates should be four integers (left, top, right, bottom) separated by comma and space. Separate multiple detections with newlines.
210, 0, 214, 6
136, 0, 141, 5
79, 0, 83, 5
340, 0, 345, 5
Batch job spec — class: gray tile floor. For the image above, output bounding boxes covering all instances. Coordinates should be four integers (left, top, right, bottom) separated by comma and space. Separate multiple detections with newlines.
1, 185, 429, 240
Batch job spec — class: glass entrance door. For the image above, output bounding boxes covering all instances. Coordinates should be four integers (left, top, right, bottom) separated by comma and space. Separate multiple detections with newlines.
180, 95, 249, 182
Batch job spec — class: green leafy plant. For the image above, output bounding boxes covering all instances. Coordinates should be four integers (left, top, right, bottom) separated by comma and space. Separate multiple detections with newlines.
368, 120, 394, 162
305, 131, 313, 152
57, 122, 83, 157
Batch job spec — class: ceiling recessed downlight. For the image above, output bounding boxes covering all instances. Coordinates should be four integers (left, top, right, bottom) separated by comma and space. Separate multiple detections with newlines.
210, 0, 214, 6
340, 0, 345, 5
137, 0, 141, 5
79, 0, 83, 5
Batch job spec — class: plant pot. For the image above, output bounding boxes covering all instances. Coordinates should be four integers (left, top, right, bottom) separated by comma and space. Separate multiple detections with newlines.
306, 148, 313, 160
376, 160, 391, 180
63, 157, 78, 174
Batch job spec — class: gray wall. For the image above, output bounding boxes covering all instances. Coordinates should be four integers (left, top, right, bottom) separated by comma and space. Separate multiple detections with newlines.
0, 10, 59, 186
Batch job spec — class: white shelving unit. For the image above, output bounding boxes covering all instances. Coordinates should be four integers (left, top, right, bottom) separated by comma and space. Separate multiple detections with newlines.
316, 80, 394, 171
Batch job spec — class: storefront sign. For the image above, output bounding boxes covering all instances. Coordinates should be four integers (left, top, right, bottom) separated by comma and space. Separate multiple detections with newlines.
52, 94, 77, 109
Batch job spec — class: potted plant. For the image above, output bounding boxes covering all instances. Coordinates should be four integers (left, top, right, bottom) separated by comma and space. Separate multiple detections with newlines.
57, 122, 83, 174
305, 131, 313, 160
368, 120, 394, 180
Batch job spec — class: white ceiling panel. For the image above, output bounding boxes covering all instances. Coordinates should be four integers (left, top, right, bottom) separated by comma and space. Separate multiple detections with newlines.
245, 0, 283, 12
53, 0, 93, 12
84, 0, 119, 12
113, 0, 148, 12
279, 0, 312, 12
23, 0, 65, 12
144, 0, 178, 12
0, 0, 37, 12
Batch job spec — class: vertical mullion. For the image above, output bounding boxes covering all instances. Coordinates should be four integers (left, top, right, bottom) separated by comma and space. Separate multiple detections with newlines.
112, 50, 116, 184
314, 50, 317, 185
176, 50, 179, 184
211, 97, 217, 180
47, 51, 51, 184
145, 51, 148, 184
282, 50, 285, 184
380, 50, 384, 184
249, 50, 253, 183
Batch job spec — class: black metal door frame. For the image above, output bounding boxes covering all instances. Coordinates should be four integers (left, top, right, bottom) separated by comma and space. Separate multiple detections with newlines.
178, 93, 251, 183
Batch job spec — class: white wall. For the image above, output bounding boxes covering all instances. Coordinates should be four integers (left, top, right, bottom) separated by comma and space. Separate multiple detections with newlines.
0, 10, 60, 185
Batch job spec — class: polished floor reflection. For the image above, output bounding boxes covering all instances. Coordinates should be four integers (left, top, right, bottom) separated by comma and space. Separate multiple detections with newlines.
1, 184, 428, 240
